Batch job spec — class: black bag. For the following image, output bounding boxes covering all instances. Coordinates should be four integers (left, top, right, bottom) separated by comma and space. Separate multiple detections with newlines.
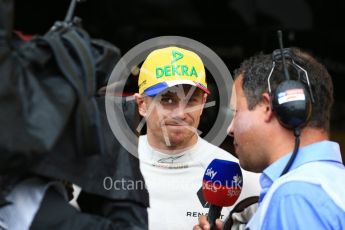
0, 0, 149, 208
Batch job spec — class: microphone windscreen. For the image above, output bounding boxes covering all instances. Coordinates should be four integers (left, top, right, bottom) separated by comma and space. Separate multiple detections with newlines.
202, 159, 243, 207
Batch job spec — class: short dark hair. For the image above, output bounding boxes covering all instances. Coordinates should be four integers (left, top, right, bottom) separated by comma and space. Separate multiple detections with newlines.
234, 47, 334, 132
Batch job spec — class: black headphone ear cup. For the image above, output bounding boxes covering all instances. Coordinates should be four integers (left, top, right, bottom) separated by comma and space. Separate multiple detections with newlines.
271, 80, 312, 129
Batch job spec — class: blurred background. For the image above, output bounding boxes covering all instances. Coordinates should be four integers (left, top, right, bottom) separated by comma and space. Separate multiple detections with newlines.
13, 0, 345, 157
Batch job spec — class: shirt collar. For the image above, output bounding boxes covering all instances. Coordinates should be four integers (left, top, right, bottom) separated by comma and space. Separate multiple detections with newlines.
259, 140, 342, 197
140, 135, 201, 163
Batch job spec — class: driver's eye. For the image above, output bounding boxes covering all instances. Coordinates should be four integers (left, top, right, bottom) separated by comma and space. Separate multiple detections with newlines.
186, 97, 198, 105
160, 97, 179, 105
162, 98, 172, 104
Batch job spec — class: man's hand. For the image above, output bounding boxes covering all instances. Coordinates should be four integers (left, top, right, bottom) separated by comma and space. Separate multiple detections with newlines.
193, 215, 223, 230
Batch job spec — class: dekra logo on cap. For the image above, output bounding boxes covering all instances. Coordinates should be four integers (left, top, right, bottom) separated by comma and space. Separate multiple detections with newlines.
155, 50, 198, 78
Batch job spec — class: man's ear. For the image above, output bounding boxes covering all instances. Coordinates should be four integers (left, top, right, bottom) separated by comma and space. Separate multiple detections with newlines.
134, 93, 147, 117
262, 92, 274, 122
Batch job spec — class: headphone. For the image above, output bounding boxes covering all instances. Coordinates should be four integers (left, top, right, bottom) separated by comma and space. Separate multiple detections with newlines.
268, 31, 316, 176
267, 32, 315, 130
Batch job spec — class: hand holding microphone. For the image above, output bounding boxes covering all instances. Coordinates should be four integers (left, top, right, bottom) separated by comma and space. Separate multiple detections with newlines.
202, 159, 243, 230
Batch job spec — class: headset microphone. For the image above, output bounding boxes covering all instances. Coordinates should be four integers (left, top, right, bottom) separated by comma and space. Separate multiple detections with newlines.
202, 159, 243, 230
268, 30, 314, 176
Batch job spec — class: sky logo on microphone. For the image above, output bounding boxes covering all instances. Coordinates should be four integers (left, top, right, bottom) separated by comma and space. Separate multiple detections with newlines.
202, 159, 243, 207
205, 168, 218, 179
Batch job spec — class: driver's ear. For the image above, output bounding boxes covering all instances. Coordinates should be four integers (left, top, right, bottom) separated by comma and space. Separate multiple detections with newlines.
199, 93, 208, 116
134, 93, 147, 117
202, 93, 207, 104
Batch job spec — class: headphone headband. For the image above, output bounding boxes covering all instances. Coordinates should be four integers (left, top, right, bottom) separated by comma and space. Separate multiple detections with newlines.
267, 49, 315, 103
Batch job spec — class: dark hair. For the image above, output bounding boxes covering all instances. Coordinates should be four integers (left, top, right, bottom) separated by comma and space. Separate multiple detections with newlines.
234, 47, 334, 132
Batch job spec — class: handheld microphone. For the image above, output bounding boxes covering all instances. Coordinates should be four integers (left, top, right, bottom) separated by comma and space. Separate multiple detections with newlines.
202, 159, 243, 230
